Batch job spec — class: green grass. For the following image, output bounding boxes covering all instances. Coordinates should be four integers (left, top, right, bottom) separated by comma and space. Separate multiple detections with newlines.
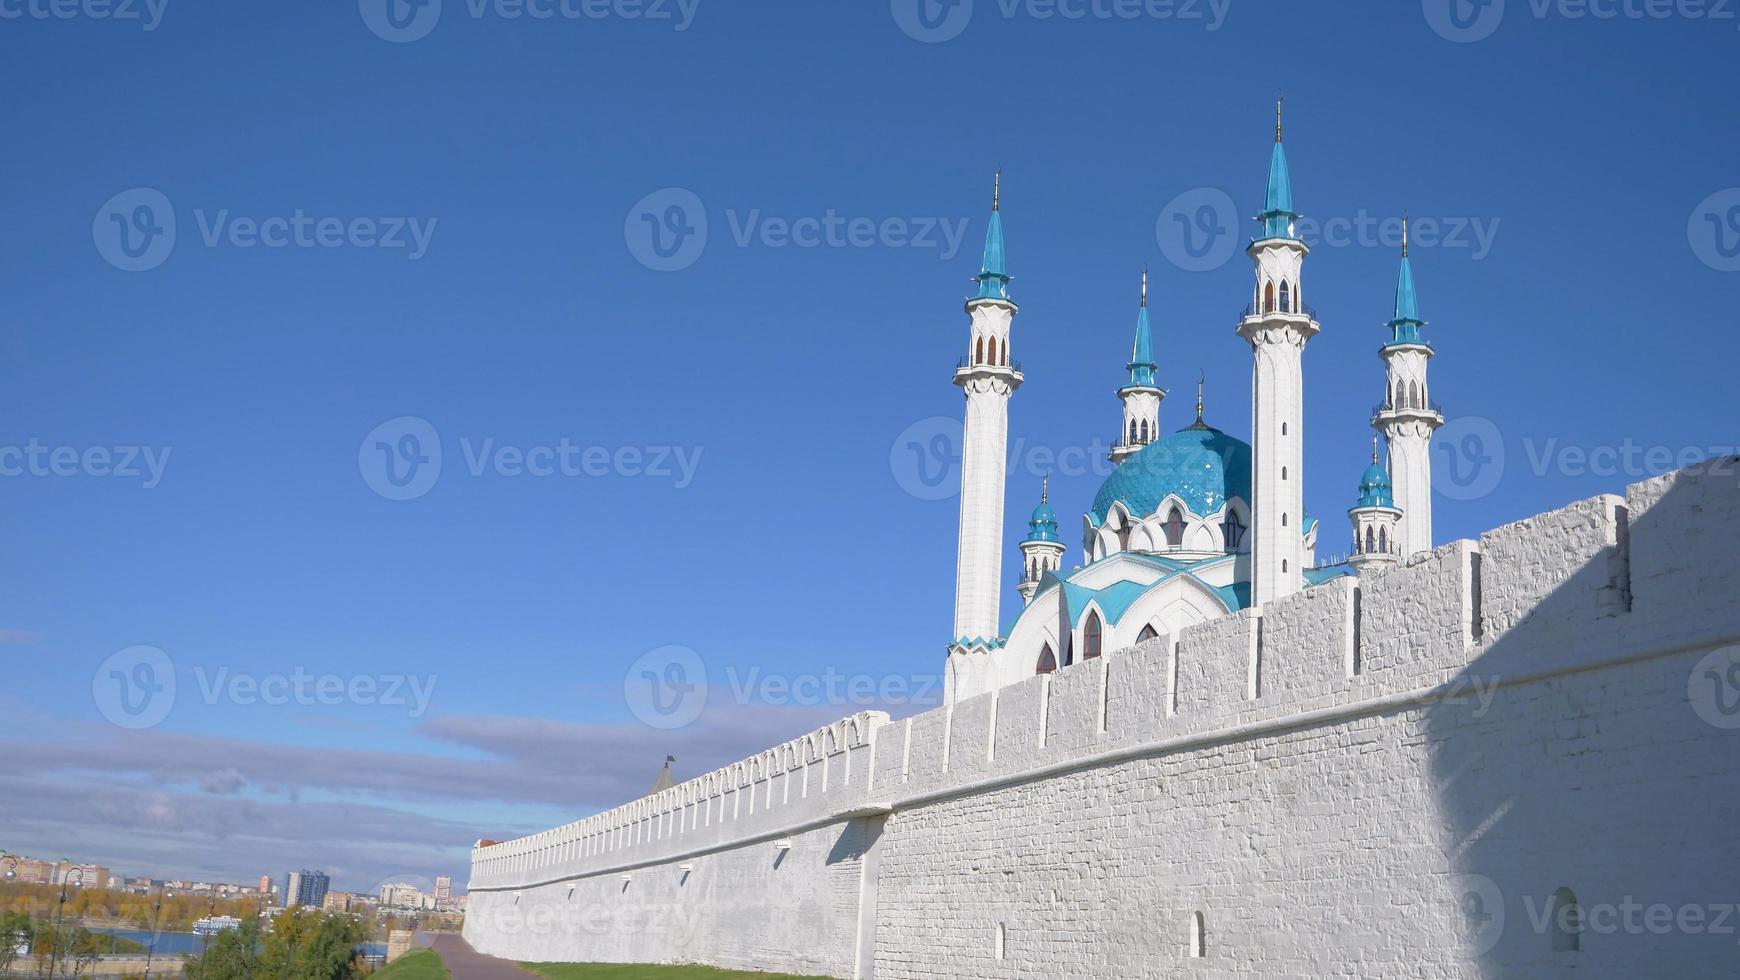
373, 947, 452, 980
522, 961, 834, 979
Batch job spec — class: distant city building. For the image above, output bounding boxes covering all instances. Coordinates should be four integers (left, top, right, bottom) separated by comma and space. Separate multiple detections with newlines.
258, 875, 271, 894
52, 863, 108, 888
378, 882, 427, 909
433, 876, 452, 907
321, 891, 352, 913
282, 870, 329, 909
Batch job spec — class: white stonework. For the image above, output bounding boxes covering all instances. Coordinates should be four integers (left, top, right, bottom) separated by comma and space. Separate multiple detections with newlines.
1238, 237, 1316, 608
1110, 386, 1162, 464
467, 464, 1740, 979
1377, 343, 1443, 558
951, 298, 1021, 648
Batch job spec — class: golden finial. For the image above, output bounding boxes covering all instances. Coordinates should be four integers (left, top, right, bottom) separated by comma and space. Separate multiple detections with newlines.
1401, 211, 1410, 258
1140, 265, 1148, 308
1275, 91, 1284, 143
992, 168, 1001, 212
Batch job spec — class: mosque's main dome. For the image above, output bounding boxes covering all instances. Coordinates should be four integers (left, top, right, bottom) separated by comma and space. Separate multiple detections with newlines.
1089, 424, 1252, 523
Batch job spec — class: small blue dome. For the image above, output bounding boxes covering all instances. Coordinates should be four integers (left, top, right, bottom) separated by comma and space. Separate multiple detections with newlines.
1026, 498, 1060, 542
1354, 461, 1394, 509
1090, 425, 1252, 524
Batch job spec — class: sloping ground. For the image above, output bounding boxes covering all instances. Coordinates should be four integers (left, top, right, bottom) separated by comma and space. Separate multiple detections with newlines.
428, 932, 829, 980
373, 948, 451, 980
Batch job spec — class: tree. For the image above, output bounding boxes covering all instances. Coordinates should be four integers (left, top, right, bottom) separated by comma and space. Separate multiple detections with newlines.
0, 910, 31, 976
183, 918, 262, 980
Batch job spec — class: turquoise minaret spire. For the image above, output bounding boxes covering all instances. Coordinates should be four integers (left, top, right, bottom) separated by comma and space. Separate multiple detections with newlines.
973, 169, 1012, 302
1387, 215, 1424, 346
1125, 267, 1159, 389
1258, 94, 1300, 241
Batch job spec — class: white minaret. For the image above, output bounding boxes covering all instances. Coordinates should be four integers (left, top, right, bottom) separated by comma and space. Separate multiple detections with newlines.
950, 172, 1023, 651
1237, 98, 1319, 607
1372, 217, 1443, 559
1110, 268, 1166, 465
1016, 477, 1066, 605
1348, 436, 1403, 573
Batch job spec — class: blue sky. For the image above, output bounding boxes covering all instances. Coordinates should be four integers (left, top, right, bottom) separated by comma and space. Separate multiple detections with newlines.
0, 0, 1734, 893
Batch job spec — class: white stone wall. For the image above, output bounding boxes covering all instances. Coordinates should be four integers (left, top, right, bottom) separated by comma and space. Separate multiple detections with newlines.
466, 463, 1740, 979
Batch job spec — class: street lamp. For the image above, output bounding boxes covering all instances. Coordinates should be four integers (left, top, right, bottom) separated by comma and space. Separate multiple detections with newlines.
141, 888, 172, 980
45, 863, 79, 980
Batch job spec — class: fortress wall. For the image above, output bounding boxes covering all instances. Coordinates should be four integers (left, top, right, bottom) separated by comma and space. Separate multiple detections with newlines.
466, 466, 1740, 977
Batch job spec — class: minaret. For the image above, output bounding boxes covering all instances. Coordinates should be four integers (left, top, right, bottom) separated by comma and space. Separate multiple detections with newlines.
1236, 96, 1319, 607
1348, 436, 1402, 573
1110, 268, 1166, 464
1016, 477, 1066, 605
950, 171, 1023, 652
1371, 216, 1443, 559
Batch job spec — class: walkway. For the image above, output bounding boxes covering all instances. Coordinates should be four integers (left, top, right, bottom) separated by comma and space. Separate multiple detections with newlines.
428, 933, 538, 980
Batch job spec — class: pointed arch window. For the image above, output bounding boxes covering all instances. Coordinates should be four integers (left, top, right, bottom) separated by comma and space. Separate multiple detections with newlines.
1363, 526, 1375, 555
987, 336, 998, 366
1137, 624, 1159, 644
1221, 511, 1246, 550
1550, 888, 1582, 952
1128, 419, 1138, 447
1083, 612, 1103, 660
975, 337, 985, 365
1163, 507, 1187, 548
1379, 527, 1388, 555
1278, 281, 1291, 313
1264, 282, 1276, 313
1036, 644, 1057, 675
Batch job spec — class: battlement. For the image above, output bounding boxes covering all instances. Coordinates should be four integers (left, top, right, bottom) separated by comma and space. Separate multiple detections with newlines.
468, 462, 1740, 899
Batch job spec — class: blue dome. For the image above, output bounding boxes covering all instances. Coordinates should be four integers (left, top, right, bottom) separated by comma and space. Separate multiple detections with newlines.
1354, 461, 1394, 509
1090, 425, 1252, 524
1026, 499, 1060, 542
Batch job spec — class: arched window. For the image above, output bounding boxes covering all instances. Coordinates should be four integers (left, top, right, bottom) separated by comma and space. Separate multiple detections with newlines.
1550, 888, 1582, 952
1221, 511, 1246, 550
1292, 282, 1301, 312
1036, 644, 1056, 675
1083, 612, 1103, 660
1409, 379, 1420, 408
1378, 527, 1388, 554
975, 337, 985, 365
987, 336, 998, 366
1189, 912, 1206, 958
1139, 419, 1149, 443
1163, 507, 1186, 548
1282, 466, 1288, 480
1137, 624, 1159, 644
1364, 526, 1375, 554
1282, 559, 1289, 572
1264, 282, 1276, 313
1278, 281, 1290, 313
1282, 512, 1289, 527
1128, 419, 1138, 446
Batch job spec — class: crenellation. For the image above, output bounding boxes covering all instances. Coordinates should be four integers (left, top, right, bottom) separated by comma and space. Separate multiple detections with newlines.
1101, 635, 1171, 742
1172, 608, 1260, 721
1258, 574, 1355, 703
1357, 538, 1478, 690
1478, 493, 1630, 650
1041, 653, 1103, 752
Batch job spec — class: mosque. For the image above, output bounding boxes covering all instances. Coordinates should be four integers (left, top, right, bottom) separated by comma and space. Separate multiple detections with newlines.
945, 102, 1445, 703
